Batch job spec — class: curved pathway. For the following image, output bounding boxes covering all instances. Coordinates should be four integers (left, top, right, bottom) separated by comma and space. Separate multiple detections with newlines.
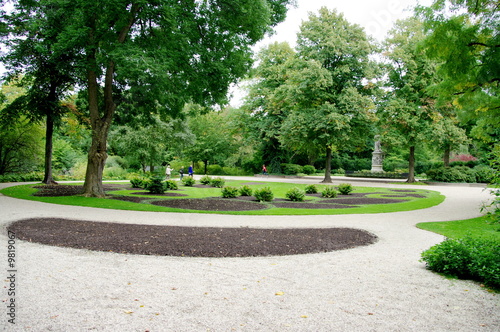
0, 178, 498, 331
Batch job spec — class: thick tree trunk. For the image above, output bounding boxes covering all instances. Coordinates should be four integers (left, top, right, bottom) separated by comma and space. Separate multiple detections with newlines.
407, 145, 416, 183
443, 144, 451, 167
321, 146, 333, 183
42, 112, 56, 184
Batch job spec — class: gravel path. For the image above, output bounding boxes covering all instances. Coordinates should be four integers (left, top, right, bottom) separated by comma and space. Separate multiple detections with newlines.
0, 177, 499, 331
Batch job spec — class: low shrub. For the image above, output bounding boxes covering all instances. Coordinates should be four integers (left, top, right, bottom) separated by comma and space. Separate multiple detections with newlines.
239, 185, 253, 196
0, 172, 44, 183
421, 237, 500, 290
130, 176, 146, 189
305, 184, 318, 194
221, 186, 239, 198
145, 176, 166, 194
210, 177, 225, 188
473, 165, 495, 183
182, 177, 196, 186
200, 175, 212, 185
337, 183, 353, 195
426, 166, 476, 183
254, 187, 274, 202
302, 165, 316, 175
286, 187, 305, 201
321, 186, 337, 198
281, 163, 303, 175
164, 180, 178, 190
207, 164, 224, 175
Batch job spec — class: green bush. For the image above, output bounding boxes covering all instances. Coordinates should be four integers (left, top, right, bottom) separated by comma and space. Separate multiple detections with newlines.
254, 187, 274, 202
337, 183, 353, 195
286, 187, 305, 201
302, 165, 316, 175
210, 177, 225, 188
473, 165, 495, 183
207, 164, 224, 175
164, 180, 178, 190
239, 185, 253, 196
421, 237, 500, 290
321, 186, 337, 198
200, 175, 212, 185
426, 166, 477, 183
0, 172, 44, 183
305, 184, 318, 194
221, 186, 239, 198
130, 176, 146, 188
145, 177, 166, 194
281, 163, 303, 175
182, 177, 196, 186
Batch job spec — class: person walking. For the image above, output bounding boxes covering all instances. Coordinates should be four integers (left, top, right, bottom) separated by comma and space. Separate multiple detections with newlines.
165, 165, 173, 180
179, 166, 184, 180
262, 164, 268, 175
188, 165, 194, 177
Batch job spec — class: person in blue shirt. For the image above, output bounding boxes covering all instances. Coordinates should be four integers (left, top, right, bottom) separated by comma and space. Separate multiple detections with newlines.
188, 165, 194, 177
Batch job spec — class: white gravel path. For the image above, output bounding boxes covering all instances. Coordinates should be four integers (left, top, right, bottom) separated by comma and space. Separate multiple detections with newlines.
0, 177, 498, 331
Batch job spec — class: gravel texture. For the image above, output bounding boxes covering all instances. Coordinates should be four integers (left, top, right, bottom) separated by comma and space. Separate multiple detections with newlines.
1, 176, 498, 331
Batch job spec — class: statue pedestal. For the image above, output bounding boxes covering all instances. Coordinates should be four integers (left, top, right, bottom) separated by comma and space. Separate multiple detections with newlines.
371, 151, 383, 173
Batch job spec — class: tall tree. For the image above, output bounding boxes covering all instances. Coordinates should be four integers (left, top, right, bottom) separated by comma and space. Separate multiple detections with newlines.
3, 0, 293, 197
379, 17, 444, 183
290, 8, 378, 182
417, 0, 499, 145
1, 0, 77, 184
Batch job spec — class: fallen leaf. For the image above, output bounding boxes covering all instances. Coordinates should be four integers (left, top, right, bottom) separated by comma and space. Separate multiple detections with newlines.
275, 292, 284, 296
300, 315, 308, 318
124, 310, 133, 314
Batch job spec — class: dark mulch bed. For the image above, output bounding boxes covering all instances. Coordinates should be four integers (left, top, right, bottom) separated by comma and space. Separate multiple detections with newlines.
382, 194, 425, 198
108, 196, 147, 203
321, 197, 405, 205
151, 198, 268, 211
273, 202, 357, 209
33, 185, 85, 197
131, 192, 188, 197
7, 218, 378, 257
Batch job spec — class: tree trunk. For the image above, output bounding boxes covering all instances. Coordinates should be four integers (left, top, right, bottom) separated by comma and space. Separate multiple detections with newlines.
42, 111, 56, 184
443, 143, 451, 167
204, 160, 208, 175
407, 145, 416, 183
321, 146, 333, 183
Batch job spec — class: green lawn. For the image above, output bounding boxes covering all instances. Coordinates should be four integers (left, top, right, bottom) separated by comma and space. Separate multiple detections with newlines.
1, 180, 445, 216
417, 217, 500, 241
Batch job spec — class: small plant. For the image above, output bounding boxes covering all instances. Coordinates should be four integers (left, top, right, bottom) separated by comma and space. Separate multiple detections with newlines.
210, 177, 225, 188
239, 185, 253, 196
302, 165, 316, 175
286, 187, 305, 201
337, 183, 353, 195
221, 186, 239, 198
254, 187, 274, 202
304, 184, 318, 194
200, 175, 212, 185
164, 180, 178, 190
421, 237, 500, 290
182, 177, 196, 187
130, 176, 146, 188
145, 176, 166, 194
321, 186, 337, 198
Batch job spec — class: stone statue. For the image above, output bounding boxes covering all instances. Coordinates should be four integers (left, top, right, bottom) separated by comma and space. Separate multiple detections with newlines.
371, 135, 383, 172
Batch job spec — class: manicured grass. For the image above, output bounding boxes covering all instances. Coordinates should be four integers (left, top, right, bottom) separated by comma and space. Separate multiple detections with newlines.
1, 180, 445, 216
417, 217, 500, 241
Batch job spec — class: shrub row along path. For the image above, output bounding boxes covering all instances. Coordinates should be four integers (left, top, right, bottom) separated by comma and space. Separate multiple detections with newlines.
0, 176, 498, 331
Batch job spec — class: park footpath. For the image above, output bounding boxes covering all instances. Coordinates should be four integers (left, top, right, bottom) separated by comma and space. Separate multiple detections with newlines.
0, 176, 498, 331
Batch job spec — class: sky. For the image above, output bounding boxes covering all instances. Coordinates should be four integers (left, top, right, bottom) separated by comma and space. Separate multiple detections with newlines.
230, 0, 433, 106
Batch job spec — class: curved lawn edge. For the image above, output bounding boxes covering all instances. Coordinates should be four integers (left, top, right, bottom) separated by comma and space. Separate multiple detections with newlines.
0, 182, 446, 216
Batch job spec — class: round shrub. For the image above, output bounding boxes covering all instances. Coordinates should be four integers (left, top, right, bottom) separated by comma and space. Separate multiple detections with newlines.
221, 186, 239, 198
254, 187, 274, 202
337, 183, 353, 195
200, 175, 212, 185
473, 165, 495, 183
305, 184, 318, 194
210, 177, 225, 188
164, 180, 178, 190
145, 177, 166, 194
286, 187, 305, 202
302, 165, 316, 175
427, 166, 477, 183
182, 177, 196, 186
321, 186, 337, 198
281, 163, 303, 175
130, 176, 146, 188
239, 185, 253, 196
